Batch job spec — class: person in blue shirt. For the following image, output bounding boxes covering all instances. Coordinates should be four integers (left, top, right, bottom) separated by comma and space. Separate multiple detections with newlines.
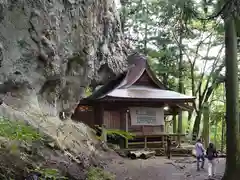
195, 139, 205, 171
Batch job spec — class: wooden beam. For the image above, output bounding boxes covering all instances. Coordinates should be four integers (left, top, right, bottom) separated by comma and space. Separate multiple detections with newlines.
100, 97, 194, 103
101, 124, 107, 142
144, 136, 147, 149
125, 110, 129, 149
94, 103, 103, 126
177, 111, 183, 148
173, 115, 177, 133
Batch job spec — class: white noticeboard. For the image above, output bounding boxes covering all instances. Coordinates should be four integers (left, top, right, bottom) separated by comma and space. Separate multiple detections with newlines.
129, 107, 164, 126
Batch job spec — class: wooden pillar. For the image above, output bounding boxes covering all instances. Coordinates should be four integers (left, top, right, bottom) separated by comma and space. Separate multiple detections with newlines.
162, 135, 164, 148
172, 114, 177, 133
100, 104, 104, 125
178, 111, 183, 133
125, 109, 129, 149
144, 136, 147, 149
120, 110, 125, 130
101, 124, 107, 142
202, 103, 210, 148
94, 103, 104, 126
177, 111, 183, 147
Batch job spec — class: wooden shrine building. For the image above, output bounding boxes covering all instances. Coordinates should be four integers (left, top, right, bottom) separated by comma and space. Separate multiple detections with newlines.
72, 53, 195, 149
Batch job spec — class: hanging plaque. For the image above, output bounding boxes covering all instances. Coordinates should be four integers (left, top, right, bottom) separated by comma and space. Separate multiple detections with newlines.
129, 107, 164, 126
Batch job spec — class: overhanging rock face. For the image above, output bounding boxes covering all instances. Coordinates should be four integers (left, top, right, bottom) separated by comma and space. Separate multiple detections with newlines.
0, 0, 127, 117
0, 0, 128, 162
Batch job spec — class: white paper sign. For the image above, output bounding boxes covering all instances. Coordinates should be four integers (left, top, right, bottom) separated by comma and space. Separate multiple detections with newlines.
129, 107, 164, 126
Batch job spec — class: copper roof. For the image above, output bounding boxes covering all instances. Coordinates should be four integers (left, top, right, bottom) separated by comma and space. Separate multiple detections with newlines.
84, 53, 195, 103
102, 86, 194, 101
118, 53, 150, 88
117, 53, 167, 89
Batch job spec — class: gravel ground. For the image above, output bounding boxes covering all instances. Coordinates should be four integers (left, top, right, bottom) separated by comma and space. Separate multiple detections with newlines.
105, 156, 225, 180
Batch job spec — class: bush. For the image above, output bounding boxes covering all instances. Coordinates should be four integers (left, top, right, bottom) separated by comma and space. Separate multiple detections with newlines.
27, 168, 68, 180
0, 116, 43, 142
0, 117, 69, 179
87, 167, 115, 180
106, 129, 135, 140
94, 125, 135, 148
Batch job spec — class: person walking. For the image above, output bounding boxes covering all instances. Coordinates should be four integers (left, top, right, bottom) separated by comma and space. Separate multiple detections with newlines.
195, 139, 205, 171
206, 142, 218, 179
166, 136, 171, 159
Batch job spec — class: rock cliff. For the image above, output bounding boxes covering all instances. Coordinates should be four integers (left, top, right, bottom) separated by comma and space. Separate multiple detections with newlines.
0, 0, 127, 117
0, 0, 127, 178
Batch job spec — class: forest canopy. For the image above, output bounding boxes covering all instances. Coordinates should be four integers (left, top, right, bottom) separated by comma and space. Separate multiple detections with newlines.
119, 0, 237, 149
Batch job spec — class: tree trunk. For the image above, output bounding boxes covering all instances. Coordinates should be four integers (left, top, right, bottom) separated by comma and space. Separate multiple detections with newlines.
192, 77, 224, 140
202, 103, 210, 148
185, 111, 193, 135
120, 0, 128, 33
214, 116, 217, 147
192, 111, 202, 141
221, 115, 225, 153
222, 11, 239, 180
143, 3, 148, 55
177, 16, 184, 143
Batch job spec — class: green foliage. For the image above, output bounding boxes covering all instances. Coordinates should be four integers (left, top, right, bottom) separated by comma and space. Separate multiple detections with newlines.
84, 86, 93, 97
0, 117, 69, 179
95, 126, 135, 140
106, 129, 135, 140
32, 167, 68, 180
0, 117, 68, 179
207, 84, 226, 150
87, 167, 115, 180
0, 116, 43, 142
121, 0, 228, 139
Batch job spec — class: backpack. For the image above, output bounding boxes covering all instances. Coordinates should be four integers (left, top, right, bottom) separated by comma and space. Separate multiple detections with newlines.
207, 148, 215, 160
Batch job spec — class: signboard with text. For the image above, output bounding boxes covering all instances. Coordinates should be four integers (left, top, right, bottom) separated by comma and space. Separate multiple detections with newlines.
129, 107, 164, 126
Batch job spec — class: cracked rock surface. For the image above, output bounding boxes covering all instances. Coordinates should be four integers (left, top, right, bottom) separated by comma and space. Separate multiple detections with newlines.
0, 0, 127, 178
0, 0, 127, 136
0, 0, 127, 117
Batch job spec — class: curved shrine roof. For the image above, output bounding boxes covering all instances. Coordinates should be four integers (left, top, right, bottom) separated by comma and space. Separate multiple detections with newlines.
104, 86, 194, 101
84, 53, 195, 103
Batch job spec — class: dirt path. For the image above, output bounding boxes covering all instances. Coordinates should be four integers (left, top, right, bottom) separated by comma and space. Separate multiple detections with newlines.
105, 156, 225, 180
